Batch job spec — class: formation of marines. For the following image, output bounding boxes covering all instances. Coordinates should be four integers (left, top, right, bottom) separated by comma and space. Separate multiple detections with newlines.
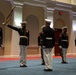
2, 18, 68, 72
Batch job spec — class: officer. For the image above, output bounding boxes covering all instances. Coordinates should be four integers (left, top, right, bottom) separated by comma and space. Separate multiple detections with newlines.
58, 26, 68, 64
0, 27, 3, 47
38, 25, 45, 65
6, 21, 29, 67
43, 19, 55, 71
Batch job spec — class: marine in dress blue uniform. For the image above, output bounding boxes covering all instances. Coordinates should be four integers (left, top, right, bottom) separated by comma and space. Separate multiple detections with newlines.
58, 26, 68, 64
38, 25, 45, 65
42, 19, 55, 71
7, 21, 29, 67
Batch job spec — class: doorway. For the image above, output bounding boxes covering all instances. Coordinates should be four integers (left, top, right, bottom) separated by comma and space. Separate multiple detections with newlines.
54, 28, 62, 56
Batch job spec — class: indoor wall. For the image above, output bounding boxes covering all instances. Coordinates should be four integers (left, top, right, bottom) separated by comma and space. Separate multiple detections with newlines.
0, 0, 76, 56
22, 4, 44, 55
10, 6, 22, 56
53, 8, 76, 55
0, 0, 14, 56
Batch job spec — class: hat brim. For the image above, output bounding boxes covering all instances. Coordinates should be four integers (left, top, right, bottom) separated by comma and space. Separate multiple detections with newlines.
21, 21, 27, 24
45, 19, 51, 23
62, 26, 67, 29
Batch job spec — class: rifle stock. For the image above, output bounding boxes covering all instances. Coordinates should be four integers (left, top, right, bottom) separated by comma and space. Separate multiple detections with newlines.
3, 6, 16, 25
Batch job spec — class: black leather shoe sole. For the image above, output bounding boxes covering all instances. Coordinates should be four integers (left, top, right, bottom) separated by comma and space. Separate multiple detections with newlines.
62, 62, 68, 64
44, 69, 53, 71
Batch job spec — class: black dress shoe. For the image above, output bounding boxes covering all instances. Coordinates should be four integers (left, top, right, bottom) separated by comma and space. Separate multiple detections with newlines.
44, 69, 53, 71
62, 61, 68, 64
23, 65, 27, 67
48, 69, 53, 71
20, 65, 24, 67
64, 61, 68, 64
41, 63, 45, 65
20, 64, 27, 67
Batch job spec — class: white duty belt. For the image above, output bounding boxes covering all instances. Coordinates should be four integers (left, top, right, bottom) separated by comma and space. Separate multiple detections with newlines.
20, 36, 27, 38
62, 40, 67, 41
46, 37, 52, 40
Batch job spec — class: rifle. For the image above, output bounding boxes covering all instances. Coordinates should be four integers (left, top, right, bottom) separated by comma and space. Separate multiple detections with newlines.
3, 6, 16, 25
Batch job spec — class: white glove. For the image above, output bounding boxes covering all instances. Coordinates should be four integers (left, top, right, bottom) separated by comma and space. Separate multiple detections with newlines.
38, 46, 41, 48
42, 46, 45, 48
59, 46, 62, 49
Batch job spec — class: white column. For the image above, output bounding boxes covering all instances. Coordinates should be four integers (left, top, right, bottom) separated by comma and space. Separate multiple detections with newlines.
10, 4, 23, 56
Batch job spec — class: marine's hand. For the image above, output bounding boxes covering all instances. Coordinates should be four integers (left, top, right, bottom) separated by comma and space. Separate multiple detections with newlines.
59, 46, 62, 49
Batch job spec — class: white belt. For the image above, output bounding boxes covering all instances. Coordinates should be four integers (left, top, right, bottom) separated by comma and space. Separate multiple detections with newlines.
20, 36, 27, 38
46, 37, 52, 40
62, 40, 67, 41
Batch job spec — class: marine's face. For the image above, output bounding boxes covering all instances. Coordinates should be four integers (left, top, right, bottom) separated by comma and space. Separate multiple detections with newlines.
21, 23, 26, 28
45, 22, 51, 27
63, 28, 67, 33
